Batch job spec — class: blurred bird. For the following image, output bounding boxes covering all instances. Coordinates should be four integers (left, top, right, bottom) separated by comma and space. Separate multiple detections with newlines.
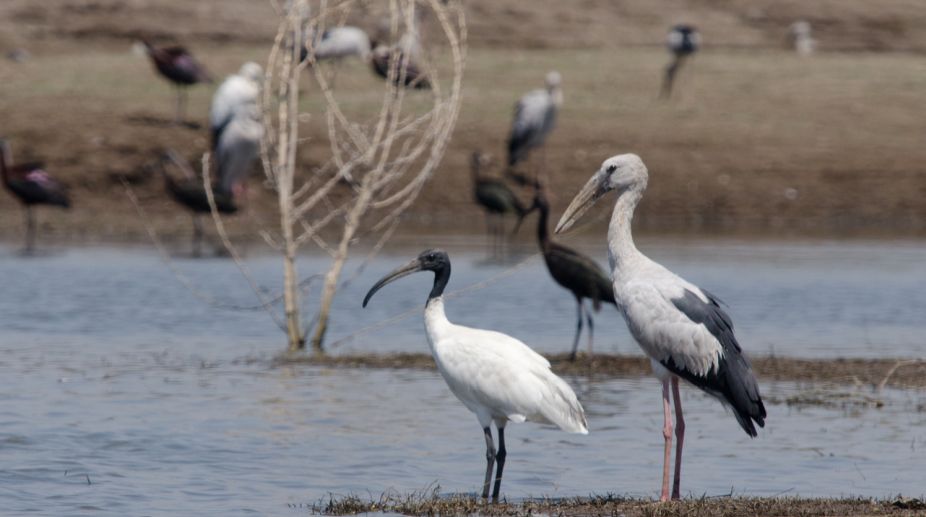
556, 153, 766, 501
660, 25, 700, 99
0, 139, 71, 253
210, 62, 263, 150
214, 103, 263, 199
370, 43, 430, 89
507, 71, 562, 186
363, 249, 588, 501
470, 152, 529, 257
305, 27, 372, 63
140, 39, 212, 124
789, 20, 816, 56
528, 185, 616, 360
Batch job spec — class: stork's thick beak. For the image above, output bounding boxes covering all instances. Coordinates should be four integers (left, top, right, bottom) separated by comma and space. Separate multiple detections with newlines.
555, 175, 607, 234
362, 258, 423, 307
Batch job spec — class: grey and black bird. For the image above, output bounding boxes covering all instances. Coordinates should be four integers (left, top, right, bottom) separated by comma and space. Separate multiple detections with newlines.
660, 25, 700, 99
470, 152, 529, 255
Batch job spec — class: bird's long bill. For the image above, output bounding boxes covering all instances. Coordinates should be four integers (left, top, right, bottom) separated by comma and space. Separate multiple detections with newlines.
555, 175, 606, 234
362, 258, 422, 308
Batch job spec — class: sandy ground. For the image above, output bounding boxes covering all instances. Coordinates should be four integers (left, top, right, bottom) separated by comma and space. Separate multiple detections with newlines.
2, 0, 926, 246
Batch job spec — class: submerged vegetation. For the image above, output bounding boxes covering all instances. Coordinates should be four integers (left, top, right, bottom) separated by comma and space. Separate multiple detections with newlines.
307, 492, 926, 516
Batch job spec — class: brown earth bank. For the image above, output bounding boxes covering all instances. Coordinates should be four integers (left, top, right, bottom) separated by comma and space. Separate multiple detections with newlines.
278, 353, 926, 392
310, 493, 926, 516
2, 1, 926, 245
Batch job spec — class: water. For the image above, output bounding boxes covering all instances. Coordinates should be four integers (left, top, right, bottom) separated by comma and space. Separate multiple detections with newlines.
0, 239, 924, 515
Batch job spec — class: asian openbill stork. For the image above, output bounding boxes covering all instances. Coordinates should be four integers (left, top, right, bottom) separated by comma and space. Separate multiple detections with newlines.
363, 249, 588, 501
0, 139, 70, 253
141, 40, 212, 124
305, 27, 372, 63
210, 62, 263, 150
506, 71, 562, 186
470, 151, 529, 256
660, 25, 700, 99
555, 154, 766, 501
529, 186, 615, 360
370, 43, 430, 90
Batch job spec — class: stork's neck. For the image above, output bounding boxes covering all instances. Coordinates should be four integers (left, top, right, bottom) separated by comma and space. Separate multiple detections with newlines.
607, 189, 643, 272
549, 87, 563, 107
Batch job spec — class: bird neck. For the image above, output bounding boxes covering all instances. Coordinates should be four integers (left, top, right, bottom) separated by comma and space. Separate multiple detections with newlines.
536, 201, 550, 247
607, 188, 643, 270
427, 262, 451, 302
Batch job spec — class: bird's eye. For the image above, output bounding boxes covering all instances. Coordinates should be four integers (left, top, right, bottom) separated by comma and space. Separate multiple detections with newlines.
607, 164, 617, 174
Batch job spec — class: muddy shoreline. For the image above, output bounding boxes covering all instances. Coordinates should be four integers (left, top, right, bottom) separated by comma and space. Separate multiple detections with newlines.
278, 352, 926, 391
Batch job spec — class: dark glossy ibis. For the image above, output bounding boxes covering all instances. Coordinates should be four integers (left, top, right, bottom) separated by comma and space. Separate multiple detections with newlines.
0, 139, 70, 253
159, 150, 238, 257
370, 44, 430, 89
470, 152, 529, 256
660, 25, 700, 99
141, 40, 212, 123
529, 186, 615, 360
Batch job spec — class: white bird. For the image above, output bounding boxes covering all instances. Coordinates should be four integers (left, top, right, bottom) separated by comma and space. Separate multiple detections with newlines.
307, 26, 372, 63
215, 102, 263, 196
555, 154, 766, 502
661, 24, 700, 99
209, 62, 263, 149
507, 71, 563, 183
363, 249, 588, 501
790, 20, 816, 56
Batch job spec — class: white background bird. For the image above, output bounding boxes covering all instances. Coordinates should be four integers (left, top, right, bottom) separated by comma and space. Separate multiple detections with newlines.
363, 249, 588, 501
309, 26, 372, 62
507, 71, 563, 182
215, 103, 263, 196
209, 62, 263, 149
555, 154, 766, 502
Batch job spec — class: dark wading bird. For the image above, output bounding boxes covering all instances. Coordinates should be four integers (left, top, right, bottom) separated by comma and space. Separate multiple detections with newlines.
370, 43, 430, 89
555, 153, 766, 501
506, 71, 562, 186
363, 249, 588, 501
660, 25, 700, 99
528, 186, 615, 360
140, 40, 212, 124
470, 152, 529, 256
0, 139, 70, 253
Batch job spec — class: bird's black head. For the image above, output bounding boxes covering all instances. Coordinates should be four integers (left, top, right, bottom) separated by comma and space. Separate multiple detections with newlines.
362, 248, 451, 307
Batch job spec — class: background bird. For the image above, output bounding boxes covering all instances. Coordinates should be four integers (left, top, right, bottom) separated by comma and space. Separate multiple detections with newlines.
506, 71, 562, 186
528, 185, 615, 360
556, 153, 766, 501
214, 103, 264, 201
370, 43, 430, 89
140, 39, 212, 124
363, 249, 588, 502
470, 151, 529, 257
158, 149, 238, 257
305, 26, 372, 63
660, 24, 700, 99
0, 139, 70, 253
790, 20, 816, 56
210, 62, 263, 150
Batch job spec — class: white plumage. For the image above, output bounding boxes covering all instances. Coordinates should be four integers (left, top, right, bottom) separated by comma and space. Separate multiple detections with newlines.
309, 26, 371, 62
216, 103, 262, 194
363, 249, 587, 501
556, 153, 766, 502
507, 71, 562, 170
210, 62, 263, 149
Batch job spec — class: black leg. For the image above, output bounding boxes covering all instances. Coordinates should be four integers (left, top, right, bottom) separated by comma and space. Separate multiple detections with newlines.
192, 215, 203, 257
491, 426, 507, 502
569, 299, 584, 361
23, 205, 35, 254
586, 307, 595, 357
482, 426, 495, 499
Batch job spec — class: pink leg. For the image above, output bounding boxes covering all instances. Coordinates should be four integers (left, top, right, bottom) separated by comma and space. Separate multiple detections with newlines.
671, 377, 685, 500
660, 378, 672, 502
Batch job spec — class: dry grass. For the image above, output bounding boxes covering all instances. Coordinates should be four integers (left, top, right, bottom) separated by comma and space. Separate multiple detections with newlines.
308, 492, 926, 516
2, 1, 926, 243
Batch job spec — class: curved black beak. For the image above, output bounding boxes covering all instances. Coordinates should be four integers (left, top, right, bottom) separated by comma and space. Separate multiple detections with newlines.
362, 258, 423, 308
